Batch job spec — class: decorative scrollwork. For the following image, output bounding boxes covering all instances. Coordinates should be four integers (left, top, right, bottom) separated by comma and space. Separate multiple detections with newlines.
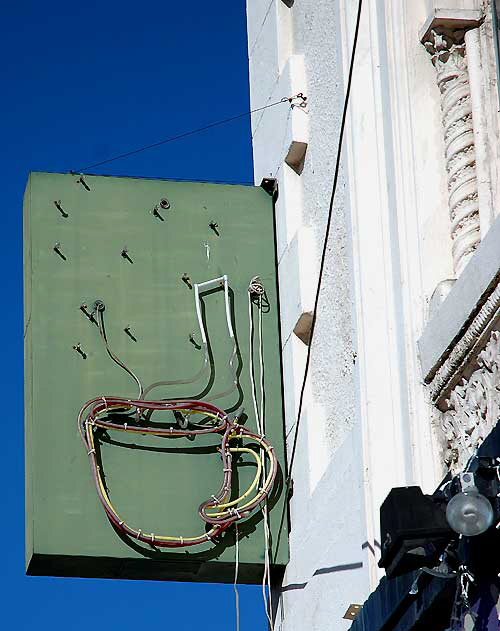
440, 331, 500, 473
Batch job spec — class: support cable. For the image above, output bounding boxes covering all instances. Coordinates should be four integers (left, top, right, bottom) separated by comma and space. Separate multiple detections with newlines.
72, 94, 306, 173
280, 0, 364, 526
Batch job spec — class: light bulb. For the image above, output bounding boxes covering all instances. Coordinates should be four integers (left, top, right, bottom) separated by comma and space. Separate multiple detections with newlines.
446, 489, 494, 536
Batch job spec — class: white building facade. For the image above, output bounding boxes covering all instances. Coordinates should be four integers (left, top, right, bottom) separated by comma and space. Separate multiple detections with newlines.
246, 0, 500, 628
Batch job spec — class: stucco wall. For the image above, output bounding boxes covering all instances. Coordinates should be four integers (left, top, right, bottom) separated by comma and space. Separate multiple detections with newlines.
248, 3, 372, 628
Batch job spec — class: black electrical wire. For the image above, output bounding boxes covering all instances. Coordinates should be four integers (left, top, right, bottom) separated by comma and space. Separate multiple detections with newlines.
279, 0, 364, 531
81, 172, 255, 186
42, 168, 254, 186
72, 97, 294, 173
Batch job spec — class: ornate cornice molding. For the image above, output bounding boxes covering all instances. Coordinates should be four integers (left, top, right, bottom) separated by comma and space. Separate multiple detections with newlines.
428, 276, 500, 403
440, 329, 500, 473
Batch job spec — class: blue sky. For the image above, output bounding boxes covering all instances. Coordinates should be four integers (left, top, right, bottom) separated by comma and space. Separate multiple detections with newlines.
1, 2, 268, 628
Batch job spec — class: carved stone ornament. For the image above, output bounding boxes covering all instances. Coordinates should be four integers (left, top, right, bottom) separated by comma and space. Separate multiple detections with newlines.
428, 279, 500, 402
440, 330, 500, 473
424, 28, 481, 276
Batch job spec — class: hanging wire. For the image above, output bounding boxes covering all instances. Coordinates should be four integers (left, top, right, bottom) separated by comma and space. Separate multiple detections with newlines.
248, 277, 263, 432
95, 302, 144, 400
234, 522, 240, 631
278, 0, 364, 534
248, 276, 274, 629
258, 285, 274, 631
72, 95, 304, 173
248, 0, 276, 59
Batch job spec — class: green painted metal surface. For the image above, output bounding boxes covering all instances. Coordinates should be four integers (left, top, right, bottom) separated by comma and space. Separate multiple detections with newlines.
24, 172, 288, 583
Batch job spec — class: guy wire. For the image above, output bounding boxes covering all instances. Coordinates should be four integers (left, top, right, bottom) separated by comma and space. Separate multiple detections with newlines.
277, 0, 364, 544
73, 95, 299, 173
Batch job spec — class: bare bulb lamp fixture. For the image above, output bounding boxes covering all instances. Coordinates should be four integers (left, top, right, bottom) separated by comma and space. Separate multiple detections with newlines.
379, 459, 500, 578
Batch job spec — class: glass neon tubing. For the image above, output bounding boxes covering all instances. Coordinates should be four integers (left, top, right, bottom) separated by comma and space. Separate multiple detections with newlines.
78, 396, 278, 548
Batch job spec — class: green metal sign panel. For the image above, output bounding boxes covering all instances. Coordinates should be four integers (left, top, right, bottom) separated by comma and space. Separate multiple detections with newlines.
24, 172, 287, 583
